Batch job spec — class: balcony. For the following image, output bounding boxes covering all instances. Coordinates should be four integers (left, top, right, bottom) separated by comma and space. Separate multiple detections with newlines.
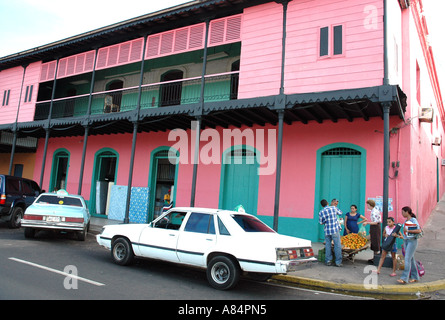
34, 71, 239, 121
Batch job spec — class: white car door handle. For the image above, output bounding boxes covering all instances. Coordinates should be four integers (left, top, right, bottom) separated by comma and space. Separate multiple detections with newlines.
169, 234, 176, 237
206, 238, 213, 241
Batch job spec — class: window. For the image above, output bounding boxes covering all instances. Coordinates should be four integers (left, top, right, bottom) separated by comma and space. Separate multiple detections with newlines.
319, 25, 343, 57
36, 195, 82, 207
320, 27, 329, 57
217, 217, 231, 236
231, 214, 274, 232
154, 211, 186, 230
6, 177, 20, 193
333, 25, 343, 55
184, 212, 215, 234
24, 85, 33, 103
2, 90, 10, 106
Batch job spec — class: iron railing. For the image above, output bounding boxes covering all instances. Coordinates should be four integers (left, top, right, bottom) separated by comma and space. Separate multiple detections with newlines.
34, 71, 239, 120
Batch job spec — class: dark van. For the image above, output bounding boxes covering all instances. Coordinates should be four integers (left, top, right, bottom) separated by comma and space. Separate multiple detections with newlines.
0, 175, 43, 228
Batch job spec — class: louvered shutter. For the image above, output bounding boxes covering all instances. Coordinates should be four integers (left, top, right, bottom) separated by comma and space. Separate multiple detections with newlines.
39, 61, 57, 82
208, 15, 242, 47
95, 38, 144, 70
44, 50, 97, 80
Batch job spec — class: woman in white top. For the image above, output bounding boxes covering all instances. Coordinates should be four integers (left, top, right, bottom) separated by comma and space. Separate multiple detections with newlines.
396, 206, 422, 284
363, 199, 381, 264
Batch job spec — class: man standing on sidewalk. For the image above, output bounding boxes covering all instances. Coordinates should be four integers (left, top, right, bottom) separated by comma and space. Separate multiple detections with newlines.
319, 199, 343, 267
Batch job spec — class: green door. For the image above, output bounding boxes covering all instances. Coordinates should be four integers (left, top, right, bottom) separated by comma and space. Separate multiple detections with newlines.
220, 147, 259, 214
318, 147, 362, 239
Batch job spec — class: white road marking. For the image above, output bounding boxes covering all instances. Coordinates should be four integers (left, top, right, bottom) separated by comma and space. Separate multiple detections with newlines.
9, 257, 105, 287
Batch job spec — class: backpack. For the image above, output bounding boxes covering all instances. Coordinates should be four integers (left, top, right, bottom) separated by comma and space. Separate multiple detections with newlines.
416, 260, 425, 277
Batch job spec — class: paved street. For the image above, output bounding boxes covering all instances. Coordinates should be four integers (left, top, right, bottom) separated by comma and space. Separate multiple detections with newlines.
0, 224, 367, 304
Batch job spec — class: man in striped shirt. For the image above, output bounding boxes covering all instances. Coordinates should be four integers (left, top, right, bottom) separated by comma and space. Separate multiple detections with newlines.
319, 199, 343, 267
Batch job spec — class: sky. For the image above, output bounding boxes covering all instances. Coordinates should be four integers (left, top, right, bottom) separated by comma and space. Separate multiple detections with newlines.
0, 0, 444, 88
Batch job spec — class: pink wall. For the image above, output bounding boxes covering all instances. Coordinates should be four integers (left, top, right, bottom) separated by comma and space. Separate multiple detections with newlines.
32, 116, 411, 224
238, 0, 384, 99
0, 62, 41, 125
238, 2, 283, 98
285, 0, 384, 93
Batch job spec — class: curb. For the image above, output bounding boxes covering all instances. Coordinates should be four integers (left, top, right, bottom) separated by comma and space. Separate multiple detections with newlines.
271, 274, 445, 298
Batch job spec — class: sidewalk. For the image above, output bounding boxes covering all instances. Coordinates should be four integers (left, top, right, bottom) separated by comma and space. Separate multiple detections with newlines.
273, 197, 445, 299
89, 198, 445, 299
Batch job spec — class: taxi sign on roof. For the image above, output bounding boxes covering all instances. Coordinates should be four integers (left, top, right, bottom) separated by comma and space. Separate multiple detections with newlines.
56, 189, 69, 196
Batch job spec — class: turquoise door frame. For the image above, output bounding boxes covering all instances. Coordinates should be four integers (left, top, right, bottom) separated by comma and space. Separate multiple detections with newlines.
219, 145, 260, 215
49, 148, 70, 193
313, 143, 367, 241
89, 148, 119, 217
147, 146, 179, 222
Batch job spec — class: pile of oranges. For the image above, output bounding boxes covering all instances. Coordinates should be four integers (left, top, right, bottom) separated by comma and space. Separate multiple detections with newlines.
340, 233, 367, 250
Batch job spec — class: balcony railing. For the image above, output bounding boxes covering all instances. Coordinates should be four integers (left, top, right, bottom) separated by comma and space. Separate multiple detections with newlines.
34, 72, 239, 121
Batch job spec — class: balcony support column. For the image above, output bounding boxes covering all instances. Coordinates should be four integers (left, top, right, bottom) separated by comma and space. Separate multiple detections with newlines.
124, 121, 139, 224
272, 0, 289, 231
273, 110, 284, 231
124, 36, 147, 224
8, 64, 27, 175
8, 129, 18, 176
190, 116, 201, 207
77, 49, 98, 195
39, 58, 59, 189
77, 125, 90, 195
190, 20, 209, 207
39, 127, 51, 189
382, 102, 391, 232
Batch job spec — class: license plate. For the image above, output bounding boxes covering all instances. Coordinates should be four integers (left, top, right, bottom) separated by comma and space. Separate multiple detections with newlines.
46, 216, 60, 222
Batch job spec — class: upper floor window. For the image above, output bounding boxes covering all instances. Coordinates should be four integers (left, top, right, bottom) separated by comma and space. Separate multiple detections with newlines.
2, 90, 10, 106
319, 25, 343, 57
24, 85, 33, 103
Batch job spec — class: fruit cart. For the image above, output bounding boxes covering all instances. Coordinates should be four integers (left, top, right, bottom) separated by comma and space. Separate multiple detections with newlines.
341, 244, 369, 263
340, 233, 369, 263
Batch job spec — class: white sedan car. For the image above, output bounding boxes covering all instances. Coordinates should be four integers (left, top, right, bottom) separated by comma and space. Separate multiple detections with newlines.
97, 207, 316, 290
21, 190, 90, 241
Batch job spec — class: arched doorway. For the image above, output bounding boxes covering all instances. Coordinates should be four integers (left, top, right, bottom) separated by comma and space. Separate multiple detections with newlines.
148, 147, 179, 221
314, 143, 367, 240
49, 149, 70, 192
105, 80, 123, 112
90, 148, 119, 217
219, 145, 259, 214
160, 70, 183, 106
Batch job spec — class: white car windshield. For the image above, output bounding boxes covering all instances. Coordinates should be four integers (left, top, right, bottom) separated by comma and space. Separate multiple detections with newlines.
231, 214, 274, 232
36, 195, 83, 207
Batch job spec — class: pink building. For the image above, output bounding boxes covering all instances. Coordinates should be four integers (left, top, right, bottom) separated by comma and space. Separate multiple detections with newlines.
0, 0, 443, 242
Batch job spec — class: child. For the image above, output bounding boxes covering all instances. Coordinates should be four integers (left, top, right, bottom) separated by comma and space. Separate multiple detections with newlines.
376, 217, 402, 276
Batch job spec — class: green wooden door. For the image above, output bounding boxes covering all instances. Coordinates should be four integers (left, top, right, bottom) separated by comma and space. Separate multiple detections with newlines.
318, 147, 362, 239
220, 147, 259, 214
